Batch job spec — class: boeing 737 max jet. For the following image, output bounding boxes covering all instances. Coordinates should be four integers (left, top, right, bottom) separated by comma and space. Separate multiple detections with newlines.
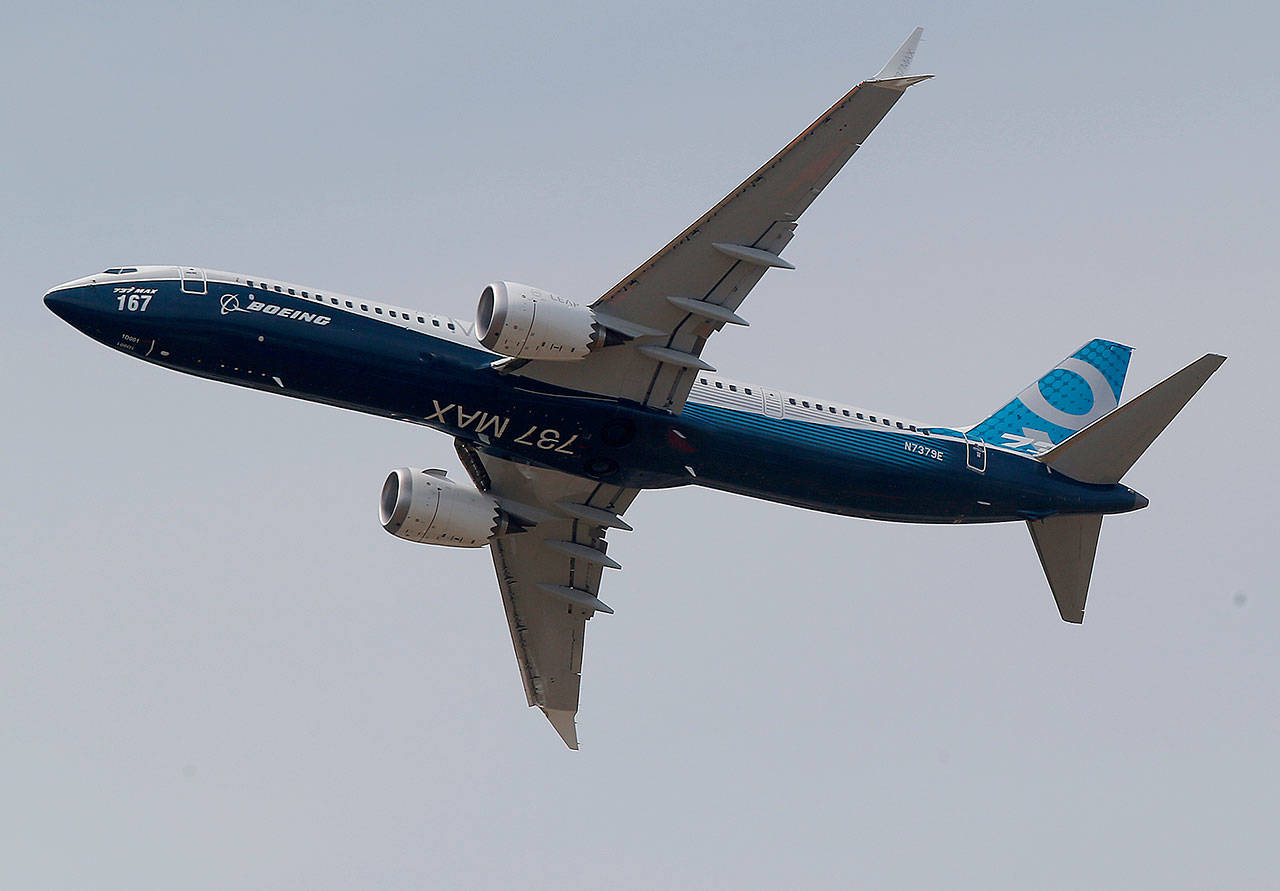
44, 30, 1224, 748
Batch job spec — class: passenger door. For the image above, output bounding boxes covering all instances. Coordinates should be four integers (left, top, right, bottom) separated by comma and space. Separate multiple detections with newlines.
762, 390, 784, 419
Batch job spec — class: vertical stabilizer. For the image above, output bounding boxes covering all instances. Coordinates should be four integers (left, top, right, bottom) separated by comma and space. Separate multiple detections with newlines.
1028, 514, 1104, 624
968, 339, 1133, 456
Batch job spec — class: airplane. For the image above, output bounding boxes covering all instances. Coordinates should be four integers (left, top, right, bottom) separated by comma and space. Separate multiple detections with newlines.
43, 29, 1224, 748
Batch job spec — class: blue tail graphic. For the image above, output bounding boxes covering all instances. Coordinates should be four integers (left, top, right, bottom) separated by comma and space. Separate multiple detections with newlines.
967, 339, 1133, 455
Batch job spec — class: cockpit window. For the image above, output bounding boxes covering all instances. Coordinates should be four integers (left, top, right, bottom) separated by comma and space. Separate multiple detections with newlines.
102, 268, 138, 274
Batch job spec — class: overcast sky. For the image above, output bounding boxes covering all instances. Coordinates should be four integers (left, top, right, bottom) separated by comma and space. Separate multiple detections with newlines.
4, 1, 1278, 887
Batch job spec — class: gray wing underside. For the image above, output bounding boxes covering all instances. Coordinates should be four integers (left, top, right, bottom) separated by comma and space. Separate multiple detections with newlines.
461, 444, 638, 749
506, 33, 929, 413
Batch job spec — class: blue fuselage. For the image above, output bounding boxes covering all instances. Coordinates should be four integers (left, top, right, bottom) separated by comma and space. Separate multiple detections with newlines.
45, 269, 1145, 523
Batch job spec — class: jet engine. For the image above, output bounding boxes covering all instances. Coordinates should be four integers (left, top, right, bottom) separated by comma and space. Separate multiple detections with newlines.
475, 281, 602, 360
380, 468, 504, 547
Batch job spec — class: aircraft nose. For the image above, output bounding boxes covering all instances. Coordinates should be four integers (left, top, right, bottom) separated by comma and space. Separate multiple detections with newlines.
43, 285, 78, 322
43, 280, 104, 333
1132, 491, 1150, 510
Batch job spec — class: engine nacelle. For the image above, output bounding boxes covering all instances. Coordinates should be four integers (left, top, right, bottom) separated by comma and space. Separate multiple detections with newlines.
380, 468, 501, 547
475, 281, 600, 360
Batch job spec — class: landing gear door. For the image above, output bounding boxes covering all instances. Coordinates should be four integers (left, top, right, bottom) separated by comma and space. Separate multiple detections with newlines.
964, 433, 987, 473
181, 266, 207, 295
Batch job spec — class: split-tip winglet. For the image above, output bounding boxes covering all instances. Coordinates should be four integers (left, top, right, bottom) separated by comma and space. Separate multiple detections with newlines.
873, 26, 926, 81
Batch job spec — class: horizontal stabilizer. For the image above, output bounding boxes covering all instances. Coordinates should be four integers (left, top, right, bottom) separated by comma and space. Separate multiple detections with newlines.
1028, 513, 1103, 624
1042, 354, 1226, 484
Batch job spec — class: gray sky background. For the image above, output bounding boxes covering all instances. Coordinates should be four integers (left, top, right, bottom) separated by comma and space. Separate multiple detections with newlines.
4, 1, 1278, 887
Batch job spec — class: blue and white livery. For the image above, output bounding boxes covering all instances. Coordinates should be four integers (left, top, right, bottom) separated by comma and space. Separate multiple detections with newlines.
967, 339, 1134, 455
43, 30, 1224, 748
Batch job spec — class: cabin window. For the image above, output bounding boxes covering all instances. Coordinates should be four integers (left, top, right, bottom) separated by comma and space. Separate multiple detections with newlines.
744, 388, 752, 395
332, 298, 339, 305
829, 407, 836, 414
274, 286, 282, 293
432, 319, 440, 326
447, 322, 455, 330
802, 401, 810, 408
246, 280, 254, 287
729, 385, 737, 392
897, 422, 904, 429
842, 409, 850, 417
375, 307, 383, 314
715, 381, 723, 388
301, 291, 308, 298
869, 415, 876, 422
418, 316, 425, 323
788, 398, 796, 405
884, 419, 891, 426
360, 304, 369, 311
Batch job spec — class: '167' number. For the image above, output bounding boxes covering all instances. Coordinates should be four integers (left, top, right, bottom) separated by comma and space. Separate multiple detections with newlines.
116, 294, 152, 312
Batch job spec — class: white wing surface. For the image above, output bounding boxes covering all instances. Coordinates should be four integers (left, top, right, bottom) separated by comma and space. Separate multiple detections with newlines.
457, 442, 638, 748
507, 29, 930, 412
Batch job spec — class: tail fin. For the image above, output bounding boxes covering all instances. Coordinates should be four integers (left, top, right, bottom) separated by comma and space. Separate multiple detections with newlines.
1040, 354, 1226, 484
968, 339, 1133, 455
1028, 513, 1103, 624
